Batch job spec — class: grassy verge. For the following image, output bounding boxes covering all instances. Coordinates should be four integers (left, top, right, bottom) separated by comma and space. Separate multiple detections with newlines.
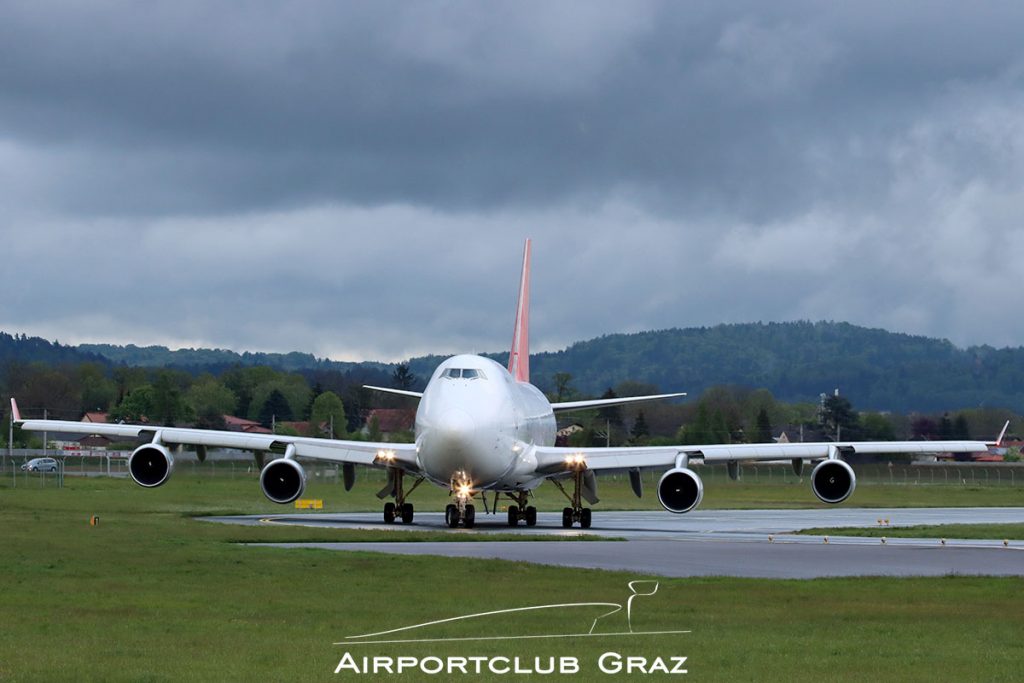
7, 468, 1022, 512
796, 523, 1024, 540
0, 476, 1022, 680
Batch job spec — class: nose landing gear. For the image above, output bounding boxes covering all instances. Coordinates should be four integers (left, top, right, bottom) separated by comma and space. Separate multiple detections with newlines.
446, 476, 476, 528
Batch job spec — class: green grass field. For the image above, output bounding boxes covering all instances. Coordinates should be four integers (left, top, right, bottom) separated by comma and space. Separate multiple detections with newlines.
1, 474, 1022, 681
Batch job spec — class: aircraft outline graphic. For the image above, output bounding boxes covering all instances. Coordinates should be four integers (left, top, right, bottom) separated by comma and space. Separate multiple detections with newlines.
334, 580, 683, 646
11, 239, 1004, 528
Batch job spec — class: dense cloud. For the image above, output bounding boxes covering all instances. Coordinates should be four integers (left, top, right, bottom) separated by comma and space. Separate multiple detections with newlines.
1, 2, 1023, 359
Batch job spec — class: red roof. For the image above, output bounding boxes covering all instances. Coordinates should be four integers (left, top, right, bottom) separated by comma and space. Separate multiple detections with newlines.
224, 415, 261, 427
366, 409, 415, 433
82, 412, 109, 423
240, 424, 274, 434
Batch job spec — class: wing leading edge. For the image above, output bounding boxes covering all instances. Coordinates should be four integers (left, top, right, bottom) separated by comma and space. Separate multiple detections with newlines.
551, 392, 686, 413
11, 400, 418, 471
533, 439, 991, 474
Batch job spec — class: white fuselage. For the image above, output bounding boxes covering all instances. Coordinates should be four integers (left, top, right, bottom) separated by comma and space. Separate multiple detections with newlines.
414, 355, 556, 491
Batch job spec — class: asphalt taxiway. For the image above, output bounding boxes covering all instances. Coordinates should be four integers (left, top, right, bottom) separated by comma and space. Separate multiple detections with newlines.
206, 508, 1024, 578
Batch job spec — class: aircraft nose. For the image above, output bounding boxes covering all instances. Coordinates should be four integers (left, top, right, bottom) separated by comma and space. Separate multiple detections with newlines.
436, 409, 476, 445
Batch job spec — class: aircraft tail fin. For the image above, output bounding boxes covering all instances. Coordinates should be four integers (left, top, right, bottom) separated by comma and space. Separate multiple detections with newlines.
10, 397, 21, 422
508, 239, 531, 383
995, 420, 1010, 447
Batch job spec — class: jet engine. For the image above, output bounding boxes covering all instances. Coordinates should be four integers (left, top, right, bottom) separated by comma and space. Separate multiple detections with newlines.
811, 459, 856, 504
260, 458, 306, 504
128, 443, 174, 488
657, 467, 704, 513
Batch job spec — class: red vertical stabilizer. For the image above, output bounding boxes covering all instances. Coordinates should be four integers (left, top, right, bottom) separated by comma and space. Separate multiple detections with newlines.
508, 239, 531, 383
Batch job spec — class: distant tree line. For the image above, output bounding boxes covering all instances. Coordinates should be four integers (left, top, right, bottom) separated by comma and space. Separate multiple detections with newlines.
546, 374, 1018, 458
1, 356, 1018, 457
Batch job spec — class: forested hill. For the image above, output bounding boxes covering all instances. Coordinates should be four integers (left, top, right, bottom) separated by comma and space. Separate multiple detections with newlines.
75, 343, 380, 374
522, 322, 1024, 413
4, 322, 1024, 412
0, 333, 106, 367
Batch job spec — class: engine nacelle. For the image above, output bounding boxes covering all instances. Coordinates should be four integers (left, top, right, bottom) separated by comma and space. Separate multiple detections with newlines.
811, 459, 857, 504
129, 443, 174, 488
260, 458, 307, 504
657, 467, 704, 514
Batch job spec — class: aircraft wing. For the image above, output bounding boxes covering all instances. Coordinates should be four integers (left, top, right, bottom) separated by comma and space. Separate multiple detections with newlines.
550, 392, 686, 413
11, 399, 419, 470
363, 386, 424, 400
533, 439, 991, 474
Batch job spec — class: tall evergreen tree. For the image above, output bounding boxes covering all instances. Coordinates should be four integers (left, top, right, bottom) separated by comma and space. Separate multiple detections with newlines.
938, 414, 954, 440
952, 414, 971, 440
630, 411, 649, 443
259, 389, 293, 428
596, 387, 623, 426
304, 381, 324, 420
754, 407, 773, 443
392, 364, 417, 391
821, 395, 858, 440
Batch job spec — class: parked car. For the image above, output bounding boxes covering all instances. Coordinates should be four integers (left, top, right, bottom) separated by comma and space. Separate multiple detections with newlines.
21, 457, 59, 473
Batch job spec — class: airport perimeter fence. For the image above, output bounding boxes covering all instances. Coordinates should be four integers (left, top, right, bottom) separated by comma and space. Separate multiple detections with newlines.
2, 448, 1022, 489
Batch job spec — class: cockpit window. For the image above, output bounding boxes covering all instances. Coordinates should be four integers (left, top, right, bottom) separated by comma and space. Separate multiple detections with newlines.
442, 368, 486, 380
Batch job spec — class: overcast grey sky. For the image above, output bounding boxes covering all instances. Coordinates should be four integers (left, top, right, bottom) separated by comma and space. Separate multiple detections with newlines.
2, 1, 1023, 360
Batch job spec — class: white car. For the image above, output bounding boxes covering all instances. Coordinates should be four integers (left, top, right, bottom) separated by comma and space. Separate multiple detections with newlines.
21, 457, 59, 473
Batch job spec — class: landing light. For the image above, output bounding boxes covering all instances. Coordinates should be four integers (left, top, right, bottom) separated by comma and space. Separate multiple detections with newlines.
376, 449, 397, 463
456, 482, 473, 499
564, 453, 587, 469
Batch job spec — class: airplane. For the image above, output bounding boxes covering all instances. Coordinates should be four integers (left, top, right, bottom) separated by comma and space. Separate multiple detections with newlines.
10, 240, 1001, 529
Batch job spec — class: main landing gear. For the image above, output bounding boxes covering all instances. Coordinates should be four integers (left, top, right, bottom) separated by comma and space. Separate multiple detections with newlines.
379, 467, 424, 525
552, 468, 593, 529
505, 490, 537, 527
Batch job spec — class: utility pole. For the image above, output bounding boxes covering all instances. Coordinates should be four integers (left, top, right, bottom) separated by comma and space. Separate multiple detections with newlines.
9, 408, 14, 487
7, 404, 13, 461
329, 414, 334, 439
43, 409, 47, 456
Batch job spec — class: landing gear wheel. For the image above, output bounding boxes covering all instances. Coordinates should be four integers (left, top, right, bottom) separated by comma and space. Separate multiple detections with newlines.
400, 503, 414, 524
525, 506, 537, 527
383, 502, 396, 524
464, 504, 476, 528
445, 504, 460, 528
507, 504, 519, 527
562, 507, 573, 528
580, 508, 592, 529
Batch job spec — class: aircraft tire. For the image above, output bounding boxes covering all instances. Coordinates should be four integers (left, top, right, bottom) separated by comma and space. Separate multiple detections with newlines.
561, 507, 573, 528
464, 504, 476, 528
401, 503, 414, 524
580, 508, 592, 529
383, 502, 396, 524
525, 506, 537, 527
445, 504, 460, 528
507, 505, 519, 526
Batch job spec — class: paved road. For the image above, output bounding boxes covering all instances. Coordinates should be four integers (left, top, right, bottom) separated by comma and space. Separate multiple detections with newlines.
206, 508, 1024, 578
